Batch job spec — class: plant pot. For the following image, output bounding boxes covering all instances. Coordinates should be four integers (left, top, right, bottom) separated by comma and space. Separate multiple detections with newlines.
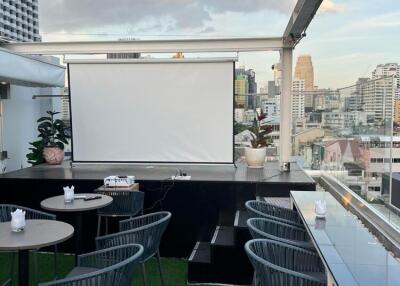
245, 147, 266, 168
43, 147, 64, 165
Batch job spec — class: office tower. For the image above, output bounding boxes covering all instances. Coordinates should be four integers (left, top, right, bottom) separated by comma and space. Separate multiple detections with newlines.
292, 79, 305, 120
294, 54, 314, 91
235, 74, 248, 108
0, 0, 40, 42
235, 68, 257, 109
272, 62, 282, 87
246, 69, 257, 109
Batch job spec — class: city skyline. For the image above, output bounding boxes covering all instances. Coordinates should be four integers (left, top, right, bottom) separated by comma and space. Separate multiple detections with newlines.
36, 0, 400, 89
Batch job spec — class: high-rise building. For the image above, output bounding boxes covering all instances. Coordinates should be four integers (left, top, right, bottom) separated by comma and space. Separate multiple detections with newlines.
0, 0, 41, 42
394, 100, 400, 124
358, 65, 400, 122
235, 74, 248, 108
294, 54, 314, 91
292, 79, 305, 120
235, 68, 257, 109
361, 77, 395, 122
272, 62, 282, 87
372, 63, 400, 79
246, 69, 257, 109
261, 98, 277, 120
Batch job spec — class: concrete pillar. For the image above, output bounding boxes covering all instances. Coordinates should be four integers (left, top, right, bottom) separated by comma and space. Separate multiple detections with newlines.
279, 47, 293, 170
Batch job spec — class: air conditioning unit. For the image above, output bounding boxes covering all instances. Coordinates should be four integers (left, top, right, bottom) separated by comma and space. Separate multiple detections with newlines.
0, 83, 10, 100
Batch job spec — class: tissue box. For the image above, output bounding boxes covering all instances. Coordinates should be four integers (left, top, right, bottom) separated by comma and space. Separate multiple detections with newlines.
104, 175, 135, 188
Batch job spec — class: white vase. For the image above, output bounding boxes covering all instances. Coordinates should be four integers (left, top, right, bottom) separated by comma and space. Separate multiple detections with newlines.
245, 147, 267, 168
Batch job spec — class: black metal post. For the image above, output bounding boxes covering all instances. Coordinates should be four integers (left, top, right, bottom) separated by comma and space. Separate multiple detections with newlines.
18, 249, 29, 286
74, 212, 83, 262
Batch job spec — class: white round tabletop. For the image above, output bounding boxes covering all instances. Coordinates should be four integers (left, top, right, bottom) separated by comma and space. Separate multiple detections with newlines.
0, 220, 74, 250
40, 194, 113, 212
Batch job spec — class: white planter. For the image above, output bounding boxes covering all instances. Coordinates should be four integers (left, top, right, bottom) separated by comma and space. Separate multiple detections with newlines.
245, 147, 266, 168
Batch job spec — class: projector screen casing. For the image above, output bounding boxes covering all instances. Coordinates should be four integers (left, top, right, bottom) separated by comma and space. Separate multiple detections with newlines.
67, 59, 235, 164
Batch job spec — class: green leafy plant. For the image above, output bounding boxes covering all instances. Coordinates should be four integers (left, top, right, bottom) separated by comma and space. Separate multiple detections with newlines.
37, 111, 70, 149
26, 140, 44, 165
249, 110, 273, 148
26, 111, 70, 165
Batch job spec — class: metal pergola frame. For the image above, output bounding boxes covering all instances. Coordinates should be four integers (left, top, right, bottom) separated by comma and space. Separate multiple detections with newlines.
0, 0, 323, 170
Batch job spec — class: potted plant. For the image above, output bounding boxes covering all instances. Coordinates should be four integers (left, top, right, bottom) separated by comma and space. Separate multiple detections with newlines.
244, 110, 273, 168
27, 111, 70, 165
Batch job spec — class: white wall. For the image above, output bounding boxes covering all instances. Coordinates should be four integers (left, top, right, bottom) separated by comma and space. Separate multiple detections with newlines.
1, 85, 60, 173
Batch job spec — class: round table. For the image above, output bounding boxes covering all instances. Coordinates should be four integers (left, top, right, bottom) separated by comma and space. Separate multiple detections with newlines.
0, 220, 74, 286
41, 194, 113, 258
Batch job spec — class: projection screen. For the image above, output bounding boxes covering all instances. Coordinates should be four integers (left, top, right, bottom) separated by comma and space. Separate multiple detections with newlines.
68, 58, 235, 163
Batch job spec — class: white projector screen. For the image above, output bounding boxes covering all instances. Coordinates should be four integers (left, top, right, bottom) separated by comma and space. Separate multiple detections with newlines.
68, 59, 234, 163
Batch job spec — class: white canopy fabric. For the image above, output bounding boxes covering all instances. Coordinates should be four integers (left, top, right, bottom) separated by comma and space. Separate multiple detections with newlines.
0, 48, 65, 87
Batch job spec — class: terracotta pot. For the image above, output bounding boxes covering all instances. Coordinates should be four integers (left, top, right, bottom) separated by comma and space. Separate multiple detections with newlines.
43, 147, 64, 165
245, 147, 266, 168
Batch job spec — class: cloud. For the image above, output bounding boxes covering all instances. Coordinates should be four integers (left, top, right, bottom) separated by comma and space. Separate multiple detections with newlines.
333, 11, 400, 36
38, 0, 296, 34
319, 0, 346, 14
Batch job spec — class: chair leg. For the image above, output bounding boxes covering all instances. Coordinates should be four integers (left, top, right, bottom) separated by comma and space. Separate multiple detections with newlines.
156, 251, 165, 286
33, 250, 39, 285
53, 245, 58, 279
97, 216, 101, 236
105, 217, 108, 235
10, 252, 16, 283
141, 262, 148, 286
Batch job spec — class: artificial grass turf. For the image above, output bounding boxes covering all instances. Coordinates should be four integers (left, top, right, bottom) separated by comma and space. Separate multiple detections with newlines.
0, 252, 215, 286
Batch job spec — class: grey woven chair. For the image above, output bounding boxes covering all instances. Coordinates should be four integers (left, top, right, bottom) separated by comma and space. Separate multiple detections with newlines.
0, 204, 58, 284
95, 190, 145, 236
0, 279, 11, 286
247, 217, 315, 250
245, 200, 304, 228
245, 239, 326, 286
38, 244, 143, 286
96, 211, 171, 286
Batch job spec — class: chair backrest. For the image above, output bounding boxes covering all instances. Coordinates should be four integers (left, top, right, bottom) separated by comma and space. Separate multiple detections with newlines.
96, 191, 144, 217
0, 204, 55, 222
39, 244, 143, 286
245, 239, 326, 286
96, 211, 171, 260
247, 217, 314, 250
245, 200, 303, 228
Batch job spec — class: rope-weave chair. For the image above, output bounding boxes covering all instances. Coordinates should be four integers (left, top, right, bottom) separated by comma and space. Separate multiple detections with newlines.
247, 217, 315, 250
245, 239, 326, 286
38, 244, 143, 286
0, 204, 58, 284
245, 200, 304, 228
95, 190, 145, 236
96, 211, 171, 286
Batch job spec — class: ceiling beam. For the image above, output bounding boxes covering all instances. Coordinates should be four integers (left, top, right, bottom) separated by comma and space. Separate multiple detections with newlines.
283, 0, 324, 46
0, 37, 286, 55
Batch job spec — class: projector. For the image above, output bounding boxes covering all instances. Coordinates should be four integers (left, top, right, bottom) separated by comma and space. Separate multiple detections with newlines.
104, 175, 135, 188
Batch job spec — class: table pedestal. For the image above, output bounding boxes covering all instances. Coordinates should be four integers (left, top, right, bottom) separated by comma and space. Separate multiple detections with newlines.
74, 212, 83, 262
18, 250, 29, 286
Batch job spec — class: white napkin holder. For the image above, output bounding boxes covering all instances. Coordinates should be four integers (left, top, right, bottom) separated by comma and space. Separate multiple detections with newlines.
11, 209, 26, 232
315, 200, 327, 218
64, 185, 75, 203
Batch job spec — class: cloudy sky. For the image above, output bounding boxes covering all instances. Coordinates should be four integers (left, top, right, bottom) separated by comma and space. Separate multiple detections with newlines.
38, 0, 400, 89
